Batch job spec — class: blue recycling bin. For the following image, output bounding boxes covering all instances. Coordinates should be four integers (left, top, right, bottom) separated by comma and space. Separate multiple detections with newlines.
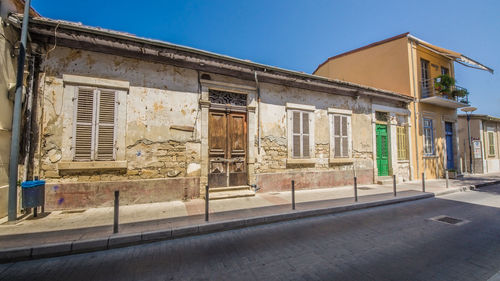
21, 180, 46, 209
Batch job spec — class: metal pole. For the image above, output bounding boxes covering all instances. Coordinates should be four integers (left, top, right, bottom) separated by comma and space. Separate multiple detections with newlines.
354, 176, 358, 202
291, 180, 295, 210
422, 172, 426, 192
205, 185, 209, 222
445, 170, 449, 189
467, 113, 473, 174
8, 0, 32, 222
113, 191, 119, 233
393, 175, 397, 197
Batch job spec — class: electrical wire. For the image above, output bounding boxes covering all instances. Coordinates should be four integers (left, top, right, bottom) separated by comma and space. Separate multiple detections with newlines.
44, 22, 60, 59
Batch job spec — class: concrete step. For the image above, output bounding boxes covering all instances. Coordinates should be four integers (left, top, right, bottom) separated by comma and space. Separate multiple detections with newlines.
209, 189, 255, 200
209, 185, 251, 193
377, 176, 393, 185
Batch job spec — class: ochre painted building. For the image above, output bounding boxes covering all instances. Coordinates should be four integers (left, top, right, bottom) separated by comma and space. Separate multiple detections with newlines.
315, 33, 493, 180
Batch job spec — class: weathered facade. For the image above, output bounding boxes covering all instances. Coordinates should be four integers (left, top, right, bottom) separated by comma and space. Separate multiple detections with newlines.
458, 114, 500, 174
314, 33, 492, 180
5, 15, 413, 211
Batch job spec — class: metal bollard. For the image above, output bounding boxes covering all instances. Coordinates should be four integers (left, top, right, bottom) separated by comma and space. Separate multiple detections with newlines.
422, 172, 426, 193
291, 180, 295, 210
113, 190, 119, 234
354, 176, 358, 202
393, 174, 397, 197
205, 185, 209, 222
445, 170, 449, 189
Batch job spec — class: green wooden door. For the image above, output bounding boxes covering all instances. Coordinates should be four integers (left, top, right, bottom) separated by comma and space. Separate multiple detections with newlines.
376, 124, 389, 176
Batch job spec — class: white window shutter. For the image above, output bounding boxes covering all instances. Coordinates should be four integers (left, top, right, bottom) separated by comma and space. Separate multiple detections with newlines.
96, 90, 116, 161
74, 88, 95, 161
302, 112, 309, 157
333, 115, 341, 157
341, 116, 348, 157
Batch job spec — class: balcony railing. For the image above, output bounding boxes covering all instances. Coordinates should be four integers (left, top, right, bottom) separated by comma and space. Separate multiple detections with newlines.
420, 78, 470, 105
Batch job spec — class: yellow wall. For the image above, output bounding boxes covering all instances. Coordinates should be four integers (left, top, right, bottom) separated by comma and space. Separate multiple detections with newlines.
412, 45, 457, 179
315, 36, 412, 97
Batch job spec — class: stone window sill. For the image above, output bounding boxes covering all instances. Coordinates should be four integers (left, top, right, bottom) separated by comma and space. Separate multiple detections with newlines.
329, 158, 354, 164
423, 155, 438, 159
397, 160, 410, 163
57, 161, 128, 171
286, 158, 316, 165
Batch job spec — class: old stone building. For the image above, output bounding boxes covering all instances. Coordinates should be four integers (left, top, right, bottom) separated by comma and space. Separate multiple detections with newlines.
6, 15, 413, 211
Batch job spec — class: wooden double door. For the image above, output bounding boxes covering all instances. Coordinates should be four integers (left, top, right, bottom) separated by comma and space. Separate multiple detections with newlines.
208, 110, 247, 187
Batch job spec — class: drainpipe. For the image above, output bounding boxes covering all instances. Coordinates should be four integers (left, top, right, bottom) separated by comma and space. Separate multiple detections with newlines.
23, 56, 36, 182
410, 40, 420, 179
8, 0, 31, 221
254, 71, 261, 154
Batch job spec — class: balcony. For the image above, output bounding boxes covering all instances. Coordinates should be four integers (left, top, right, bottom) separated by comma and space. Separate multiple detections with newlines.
420, 76, 470, 109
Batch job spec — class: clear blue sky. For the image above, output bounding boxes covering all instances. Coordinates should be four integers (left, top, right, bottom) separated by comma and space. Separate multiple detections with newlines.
31, 0, 499, 116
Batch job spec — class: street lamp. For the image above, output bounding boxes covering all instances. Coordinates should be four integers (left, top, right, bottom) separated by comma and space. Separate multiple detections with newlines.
461, 106, 477, 174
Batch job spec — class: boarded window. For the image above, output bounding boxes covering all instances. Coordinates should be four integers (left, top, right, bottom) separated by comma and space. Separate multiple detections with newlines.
332, 114, 350, 158
291, 111, 310, 158
74, 87, 116, 161
397, 126, 408, 160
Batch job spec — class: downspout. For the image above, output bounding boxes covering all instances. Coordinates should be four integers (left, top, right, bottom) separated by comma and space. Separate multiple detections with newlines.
254, 71, 261, 154
8, 0, 32, 221
410, 39, 420, 179
22, 55, 36, 182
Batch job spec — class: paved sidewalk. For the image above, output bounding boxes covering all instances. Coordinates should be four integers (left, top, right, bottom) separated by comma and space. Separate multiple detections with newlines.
0, 173, 499, 255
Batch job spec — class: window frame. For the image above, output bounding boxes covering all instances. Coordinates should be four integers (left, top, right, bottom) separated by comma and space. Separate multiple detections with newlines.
286, 103, 315, 160
441, 66, 449, 76
290, 110, 311, 158
423, 118, 435, 156
72, 86, 118, 162
329, 108, 352, 159
420, 59, 430, 98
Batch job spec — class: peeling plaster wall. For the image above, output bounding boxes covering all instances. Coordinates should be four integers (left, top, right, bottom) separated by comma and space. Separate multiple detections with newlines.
36, 47, 202, 209
38, 46, 201, 182
254, 82, 375, 191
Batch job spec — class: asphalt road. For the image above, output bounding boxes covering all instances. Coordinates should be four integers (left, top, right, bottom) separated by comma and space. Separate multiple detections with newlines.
2, 184, 500, 281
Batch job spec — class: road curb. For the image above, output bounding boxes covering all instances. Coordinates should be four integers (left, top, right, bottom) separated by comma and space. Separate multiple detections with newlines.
470, 180, 500, 190
0, 192, 440, 263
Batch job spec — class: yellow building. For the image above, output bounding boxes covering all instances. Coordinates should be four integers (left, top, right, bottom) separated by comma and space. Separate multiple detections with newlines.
315, 33, 493, 180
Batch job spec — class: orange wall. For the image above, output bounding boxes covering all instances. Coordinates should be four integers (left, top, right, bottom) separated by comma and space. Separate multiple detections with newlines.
315, 36, 412, 97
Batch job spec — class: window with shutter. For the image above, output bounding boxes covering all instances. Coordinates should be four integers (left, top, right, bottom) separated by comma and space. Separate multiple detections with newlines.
74, 87, 117, 161
488, 132, 495, 156
291, 110, 311, 158
397, 126, 408, 160
331, 114, 351, 158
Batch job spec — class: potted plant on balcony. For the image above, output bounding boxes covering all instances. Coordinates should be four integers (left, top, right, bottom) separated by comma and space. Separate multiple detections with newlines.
451, 88, 468, 102
434, 74, 455, 99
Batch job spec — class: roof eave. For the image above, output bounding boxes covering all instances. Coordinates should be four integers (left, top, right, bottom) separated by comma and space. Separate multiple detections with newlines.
10, 15, 413, 103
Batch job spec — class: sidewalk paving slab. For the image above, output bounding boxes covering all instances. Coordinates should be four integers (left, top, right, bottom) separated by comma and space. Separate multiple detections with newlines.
0, 173, 499, 263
